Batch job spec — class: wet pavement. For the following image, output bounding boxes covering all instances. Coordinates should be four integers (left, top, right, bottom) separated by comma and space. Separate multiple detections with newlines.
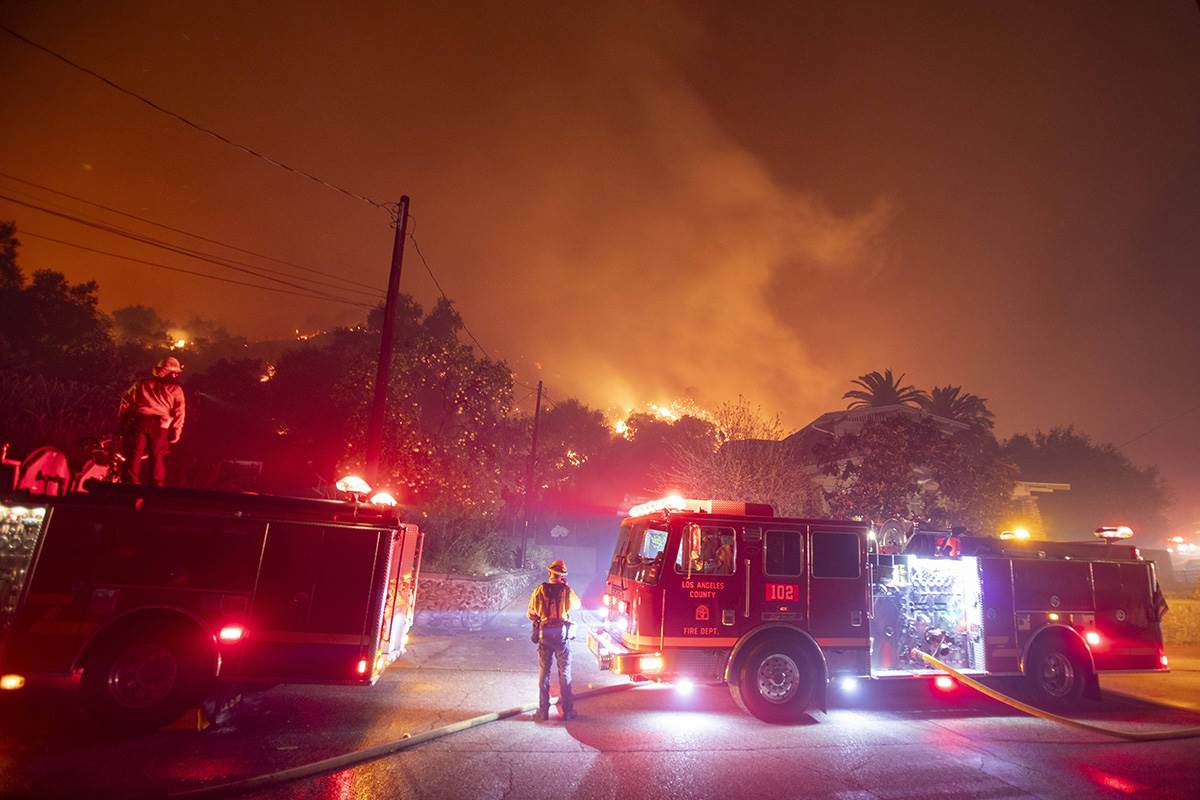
1, 608, 1198, 800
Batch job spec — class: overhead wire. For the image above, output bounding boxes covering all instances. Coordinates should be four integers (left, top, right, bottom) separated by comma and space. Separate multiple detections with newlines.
405, 215, 494, 361
1119, 402, 1200, 449
0, 169, 386, 293
0, 23, 394, 218
20, 230, 373, 308
0, 193, 378, 306
0, 24, 564, 399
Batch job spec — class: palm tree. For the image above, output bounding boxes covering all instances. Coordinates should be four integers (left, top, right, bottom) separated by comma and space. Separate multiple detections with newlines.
917, 385, 995, 429
843, 369, 927, 409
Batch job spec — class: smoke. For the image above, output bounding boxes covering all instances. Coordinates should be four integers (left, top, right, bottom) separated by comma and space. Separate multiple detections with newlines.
427, 5, 891, 425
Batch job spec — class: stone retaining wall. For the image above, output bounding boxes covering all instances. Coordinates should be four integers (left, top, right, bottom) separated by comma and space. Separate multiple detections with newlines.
1163, 598, 1200, 644
415, 569, 539, 631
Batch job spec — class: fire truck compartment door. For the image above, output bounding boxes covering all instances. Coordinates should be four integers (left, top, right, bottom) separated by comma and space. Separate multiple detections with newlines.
245, 522, 388, 681
1091, 561, 1160, 670
808, 528, 869, 647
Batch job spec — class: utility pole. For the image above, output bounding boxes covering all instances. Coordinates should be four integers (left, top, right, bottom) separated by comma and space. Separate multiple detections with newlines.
365, 196, 410, 483
519, 380, 543, 568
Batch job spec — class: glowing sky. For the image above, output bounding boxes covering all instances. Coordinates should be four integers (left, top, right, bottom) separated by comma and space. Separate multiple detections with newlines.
1, 1, 1197, 528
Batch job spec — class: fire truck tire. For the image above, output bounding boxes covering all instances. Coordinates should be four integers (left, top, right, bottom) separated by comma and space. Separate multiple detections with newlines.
81, 623, 216, 730
729, 636, 817, 724
1025, 638, 1088, 709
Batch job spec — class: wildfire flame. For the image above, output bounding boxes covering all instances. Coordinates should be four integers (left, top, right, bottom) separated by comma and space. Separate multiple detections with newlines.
609, 399, 711, 439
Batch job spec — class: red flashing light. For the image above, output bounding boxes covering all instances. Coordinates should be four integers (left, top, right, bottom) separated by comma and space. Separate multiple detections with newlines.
336, 475, 372, 495
218, 625, 245, 643
370, 490, 398, 507
934, 675, 955, 692
356, 658, 369, 675
1160, 654, 1169, 668
1084, 631, 1102, 647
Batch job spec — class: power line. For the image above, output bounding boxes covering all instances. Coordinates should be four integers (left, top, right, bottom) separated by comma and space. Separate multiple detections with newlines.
0, 193, 376, 305
0, 186, 382, 301
0, 23, 394, 217
0, 170, 386, 293
407, 228, 493, 361
1119, 402, 1200, 449
21, 230, 373, 308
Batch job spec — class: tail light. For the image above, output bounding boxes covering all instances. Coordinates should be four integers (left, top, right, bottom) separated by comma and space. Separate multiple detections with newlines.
356, 658, 369, 675
1160, 654, 1169, 667
0, 674, 25, 691
218, 625, 245, 643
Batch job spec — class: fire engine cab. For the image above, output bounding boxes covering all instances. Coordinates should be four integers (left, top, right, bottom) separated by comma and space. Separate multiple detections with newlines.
0, 483, 422, 728
589, 497, 1168, 723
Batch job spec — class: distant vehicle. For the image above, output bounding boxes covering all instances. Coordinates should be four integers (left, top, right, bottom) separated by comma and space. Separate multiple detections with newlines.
0, 482, 423, 729
589, 497, 1168, 723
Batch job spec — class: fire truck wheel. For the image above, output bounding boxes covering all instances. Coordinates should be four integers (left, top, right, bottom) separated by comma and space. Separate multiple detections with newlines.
1025, 639, 1088, 709
730, 636, 817, 724
81, 624, 216, 730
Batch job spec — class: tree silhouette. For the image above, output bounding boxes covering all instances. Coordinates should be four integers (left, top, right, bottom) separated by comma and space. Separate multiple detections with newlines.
918, 385, 995, 430
843, 369, 927, 409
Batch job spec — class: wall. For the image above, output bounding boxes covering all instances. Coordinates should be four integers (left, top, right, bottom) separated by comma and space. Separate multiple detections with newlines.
415, 569, 539, 631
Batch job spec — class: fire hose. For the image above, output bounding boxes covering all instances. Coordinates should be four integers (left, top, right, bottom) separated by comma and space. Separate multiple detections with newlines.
168, 681, 635, 799
914, 650, 1200, 741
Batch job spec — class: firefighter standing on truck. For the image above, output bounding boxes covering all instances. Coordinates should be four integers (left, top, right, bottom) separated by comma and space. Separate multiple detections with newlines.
528, 559, 576, 720
118, 356, 185, 486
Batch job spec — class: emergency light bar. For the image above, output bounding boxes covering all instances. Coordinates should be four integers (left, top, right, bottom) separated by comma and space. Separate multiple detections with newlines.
1094, 526, 1134, 540
626, 496, 775, 518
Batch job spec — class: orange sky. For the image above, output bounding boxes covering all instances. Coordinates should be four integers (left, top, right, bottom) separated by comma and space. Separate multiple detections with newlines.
1, 1, 1197, 529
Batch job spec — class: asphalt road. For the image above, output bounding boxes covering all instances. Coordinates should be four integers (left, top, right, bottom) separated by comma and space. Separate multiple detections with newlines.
2, 610, 1198, 800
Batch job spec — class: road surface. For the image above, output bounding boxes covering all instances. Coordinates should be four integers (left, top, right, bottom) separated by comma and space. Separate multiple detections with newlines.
1, 609, 1198, 799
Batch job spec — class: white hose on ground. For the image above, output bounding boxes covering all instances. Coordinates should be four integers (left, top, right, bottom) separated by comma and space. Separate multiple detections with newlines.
914, 650, 1200, 742
168, 682, 636, 799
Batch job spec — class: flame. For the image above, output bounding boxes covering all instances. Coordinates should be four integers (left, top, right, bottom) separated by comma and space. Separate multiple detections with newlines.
609, 399, 711, 438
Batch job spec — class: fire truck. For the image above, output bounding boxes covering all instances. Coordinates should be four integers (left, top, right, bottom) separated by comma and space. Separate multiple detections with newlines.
0, 482, 423, 728
588, 497, 1168, 723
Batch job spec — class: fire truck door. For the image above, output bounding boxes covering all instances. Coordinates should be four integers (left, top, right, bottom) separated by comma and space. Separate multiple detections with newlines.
667, 521, 742, 644
807, 527, 869, 648
757, 526, 806, 626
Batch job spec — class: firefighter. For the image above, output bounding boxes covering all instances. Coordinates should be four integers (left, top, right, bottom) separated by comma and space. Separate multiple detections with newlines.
119, 356, 186, 486
528, 559, 576, 720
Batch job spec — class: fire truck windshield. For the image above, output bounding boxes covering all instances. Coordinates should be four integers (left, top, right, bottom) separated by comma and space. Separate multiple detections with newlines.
610, 521, 670, 585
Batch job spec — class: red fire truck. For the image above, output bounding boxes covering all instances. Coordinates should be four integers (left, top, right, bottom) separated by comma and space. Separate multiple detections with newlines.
588, 497, 1168, 723
0, 482, 423, 728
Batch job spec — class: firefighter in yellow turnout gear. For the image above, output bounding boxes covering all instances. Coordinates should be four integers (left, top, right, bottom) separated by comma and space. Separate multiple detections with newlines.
528, 559, 575, 720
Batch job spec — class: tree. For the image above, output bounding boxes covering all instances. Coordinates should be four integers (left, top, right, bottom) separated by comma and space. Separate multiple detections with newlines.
0, 223, 119, 384
665, 397, 820, 516
816, 414, 1017, 531
113, 305, 174, 349
917, 385, 995, 430
0, 221, 21, 290
843, 369, 927, 409
1003, 427, 1169, 540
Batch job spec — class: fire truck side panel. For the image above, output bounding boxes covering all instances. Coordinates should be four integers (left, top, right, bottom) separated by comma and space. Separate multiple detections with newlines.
1090, 561, 1162, 671
978, 557, 1020, 674
11, 506, 263, 676
222, 521, 393, 683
